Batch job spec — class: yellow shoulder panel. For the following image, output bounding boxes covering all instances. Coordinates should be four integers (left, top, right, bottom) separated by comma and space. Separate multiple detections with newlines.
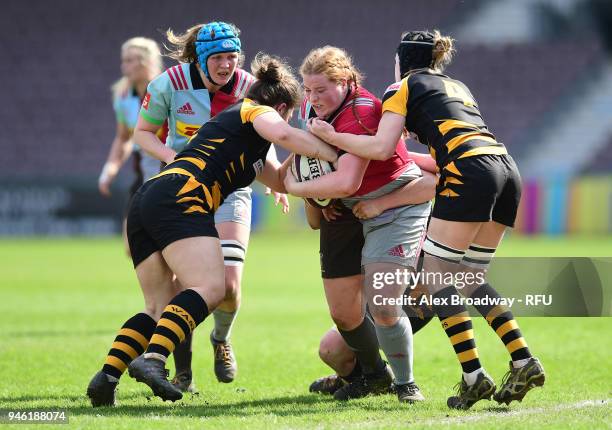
240, 98, 276, 124
382, 78, 409, 117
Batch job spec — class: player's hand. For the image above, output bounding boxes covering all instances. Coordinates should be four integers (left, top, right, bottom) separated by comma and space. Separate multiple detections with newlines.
352, 200, 384, 220
98, 179, 112, 197
283, 169, 298, 194
321, 205, 342, 221
308, 118, 335, 142
265, 187, 290, 214
98, 170, 113, 197
164, 150, 177, 165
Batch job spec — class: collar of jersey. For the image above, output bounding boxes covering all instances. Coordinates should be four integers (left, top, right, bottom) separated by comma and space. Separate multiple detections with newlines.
325, 87, 355, 125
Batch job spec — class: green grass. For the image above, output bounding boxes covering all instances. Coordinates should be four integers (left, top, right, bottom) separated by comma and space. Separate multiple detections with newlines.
0, 232, 610, 429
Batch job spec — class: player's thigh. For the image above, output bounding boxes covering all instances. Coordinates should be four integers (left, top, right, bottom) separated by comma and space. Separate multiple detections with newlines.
162, 236, 226, 308
426, 218, 482, 250
215, 188, 252, 244
472, 221, 507, 249
323, 275, 365, 329
134, 251, 175, 319
320, 213, 364, 279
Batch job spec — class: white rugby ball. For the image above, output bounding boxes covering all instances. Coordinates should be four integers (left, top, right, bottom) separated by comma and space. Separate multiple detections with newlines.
291, 154, 335, 209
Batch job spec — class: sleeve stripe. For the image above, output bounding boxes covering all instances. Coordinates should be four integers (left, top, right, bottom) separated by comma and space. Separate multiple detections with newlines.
238, 77, 249, 97
166, 68, 179, 90
236, 72, 253, 98
140, 110, 165, 125
177, 65, 189, 89
173, 66, 186, 90
234, 72, 245, 97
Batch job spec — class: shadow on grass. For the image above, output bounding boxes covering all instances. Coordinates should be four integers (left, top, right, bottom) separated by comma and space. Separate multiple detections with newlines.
0, 391, 146, 403
6, 330, 113, 338
482, 405, 512, 413
11, 393, 403, 419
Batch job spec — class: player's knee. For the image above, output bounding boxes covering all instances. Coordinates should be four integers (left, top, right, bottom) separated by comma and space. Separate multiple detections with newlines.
329, 308, 361, 331
223, 273, 241, 302
183, 279, 225, 311
143, 302, 164, 321
370, 309, 399, 327
318, 330, 344, 365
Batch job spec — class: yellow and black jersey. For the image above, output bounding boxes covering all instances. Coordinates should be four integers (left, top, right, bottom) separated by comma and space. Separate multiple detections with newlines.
151, 98, 275, 212
382, 70, 507, 169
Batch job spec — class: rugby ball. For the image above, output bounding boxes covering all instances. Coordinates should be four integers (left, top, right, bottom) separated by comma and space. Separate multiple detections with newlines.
291, 154, 335, 209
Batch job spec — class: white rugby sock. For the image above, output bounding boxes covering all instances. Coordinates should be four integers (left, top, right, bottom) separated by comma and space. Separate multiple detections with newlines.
463, 368, 484, 386
512, 358, 530, 369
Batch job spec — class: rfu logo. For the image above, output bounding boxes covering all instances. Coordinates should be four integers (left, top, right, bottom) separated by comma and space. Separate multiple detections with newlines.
252, 159, 264, 175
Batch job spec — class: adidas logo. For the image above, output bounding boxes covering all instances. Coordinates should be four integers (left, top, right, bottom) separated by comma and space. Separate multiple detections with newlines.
387, 244, 407, 258
177, 102, 195, 115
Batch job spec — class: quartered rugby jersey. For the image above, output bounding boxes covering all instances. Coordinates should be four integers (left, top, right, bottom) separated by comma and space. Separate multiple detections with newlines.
299, 87, 412, 196
114, 87, 167, 179
113, 88, 142, 132
140, 63, 255, 153
152, 99, 274, 213
382, 70, 507, 169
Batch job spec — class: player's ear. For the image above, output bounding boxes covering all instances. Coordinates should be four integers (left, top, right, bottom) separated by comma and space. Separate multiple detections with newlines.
274, 102, 290, 120
275, 102, 287, 114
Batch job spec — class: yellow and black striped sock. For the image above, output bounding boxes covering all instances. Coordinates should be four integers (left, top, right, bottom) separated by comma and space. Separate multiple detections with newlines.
172, 333, 193, 375
433, 286, 482, 373
102, 313, 157, 379
472, 283, 532, 362
146, 289, 209, 360
404, 292, 434, 334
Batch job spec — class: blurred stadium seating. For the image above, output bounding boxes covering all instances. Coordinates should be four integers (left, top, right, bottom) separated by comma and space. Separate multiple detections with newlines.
1, 0, 610, 235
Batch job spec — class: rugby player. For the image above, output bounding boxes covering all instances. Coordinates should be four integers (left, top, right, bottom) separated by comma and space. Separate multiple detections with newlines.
286, 46, 435, 403
133, 21, 286, 391
309, 30, 545, 409
98, 37, 166, 255
87, 53, 337, 405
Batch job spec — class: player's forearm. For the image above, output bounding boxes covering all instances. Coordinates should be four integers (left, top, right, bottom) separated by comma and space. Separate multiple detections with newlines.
409, 152, 438, 173
289, 172, 356, 199
281, 128, 338, 164
371, 173, 436, 211
134, 129, 175, 164
326, 132, 390, 161
100, 136, 128, 181
258, 158, 288, 194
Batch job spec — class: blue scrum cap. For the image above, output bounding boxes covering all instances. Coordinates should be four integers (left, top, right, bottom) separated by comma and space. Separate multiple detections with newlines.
195, 22, 241, 80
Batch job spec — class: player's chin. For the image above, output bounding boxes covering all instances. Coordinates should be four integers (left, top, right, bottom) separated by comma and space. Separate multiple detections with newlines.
214, 73, 232, 86
312, 108, 328, 119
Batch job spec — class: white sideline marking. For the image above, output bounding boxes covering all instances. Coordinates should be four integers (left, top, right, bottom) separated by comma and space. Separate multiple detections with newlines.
421, 399, 610, 426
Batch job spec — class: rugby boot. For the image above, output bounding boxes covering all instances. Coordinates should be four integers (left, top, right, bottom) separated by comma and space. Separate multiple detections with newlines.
494, 357, 545, 405
128, 356, 182, 402
171, 370, 198, 394
333, 364, 394, 401
86, 371, 117, 407
395, 382, 425, 403
211, 332, 237, 383
309, 374, 347, 395
447, 371, 496, 410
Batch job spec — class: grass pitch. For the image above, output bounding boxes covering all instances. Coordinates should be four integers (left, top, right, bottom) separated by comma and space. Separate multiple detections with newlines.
0, 232, 610, 429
